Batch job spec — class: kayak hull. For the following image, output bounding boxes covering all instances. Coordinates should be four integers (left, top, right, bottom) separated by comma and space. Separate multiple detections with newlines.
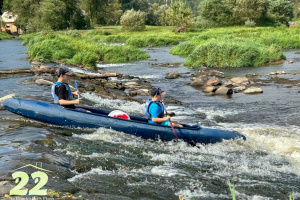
3, 98, 246, 144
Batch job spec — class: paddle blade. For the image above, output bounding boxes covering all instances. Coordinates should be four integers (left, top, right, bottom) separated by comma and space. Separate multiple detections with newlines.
74, 81, 78, 90
0, 94, 15, 103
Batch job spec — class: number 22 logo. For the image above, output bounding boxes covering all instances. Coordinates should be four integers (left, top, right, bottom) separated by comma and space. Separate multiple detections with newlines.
10, 170, 49, 196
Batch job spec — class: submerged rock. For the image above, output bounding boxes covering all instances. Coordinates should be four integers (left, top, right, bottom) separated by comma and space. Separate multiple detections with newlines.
165, 72, 180, 79
35, 79, 53, 85
244, 87, 263, 94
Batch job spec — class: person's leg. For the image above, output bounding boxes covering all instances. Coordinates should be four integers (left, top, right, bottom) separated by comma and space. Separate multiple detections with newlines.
171, 121, 183, 127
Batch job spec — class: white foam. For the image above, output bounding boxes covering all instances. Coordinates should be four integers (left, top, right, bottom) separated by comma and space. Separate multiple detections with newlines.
175, 181, 228, 199
68, 67, 100, 75
97, 63, 135, 68
151, 165, 191, 177
68, 167, 113, 182
220, 123, 300, 175
81, 93, 144, 115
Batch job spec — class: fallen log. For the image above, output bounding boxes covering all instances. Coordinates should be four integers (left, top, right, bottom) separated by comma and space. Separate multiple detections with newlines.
74, 73, 122, 79
0, 69, 33, 74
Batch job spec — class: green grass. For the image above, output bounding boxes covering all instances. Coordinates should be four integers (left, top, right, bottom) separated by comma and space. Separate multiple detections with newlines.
0, 32, 11, 40
126, 36, 179, 48
19, 25, 300, 68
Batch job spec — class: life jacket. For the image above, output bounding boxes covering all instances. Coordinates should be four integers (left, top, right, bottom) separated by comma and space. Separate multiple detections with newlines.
51, 81, 72, 103
145, 99, 165, 119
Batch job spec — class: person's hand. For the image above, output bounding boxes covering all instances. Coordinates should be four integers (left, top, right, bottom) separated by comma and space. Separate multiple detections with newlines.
165, 115, 171, 121
74, 98, 82, 104
73, 90, 80, 95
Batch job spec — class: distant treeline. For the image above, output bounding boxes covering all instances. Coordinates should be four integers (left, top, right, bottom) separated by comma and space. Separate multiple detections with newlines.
0, 0, 299, 33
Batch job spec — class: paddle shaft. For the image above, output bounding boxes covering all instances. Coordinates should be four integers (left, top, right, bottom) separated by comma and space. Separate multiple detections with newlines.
74, 81, 80, 99
162, 102, 179, 139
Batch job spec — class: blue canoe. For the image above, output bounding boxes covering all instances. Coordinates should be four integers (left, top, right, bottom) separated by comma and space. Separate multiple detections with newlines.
3, 98, 246, 144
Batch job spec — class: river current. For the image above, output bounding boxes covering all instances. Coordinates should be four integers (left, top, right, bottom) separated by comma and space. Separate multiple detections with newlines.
0, 40, 299, 200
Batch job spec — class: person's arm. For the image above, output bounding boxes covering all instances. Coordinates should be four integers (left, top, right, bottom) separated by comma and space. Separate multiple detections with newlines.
58, 99, 81, 105
150, 103, 170, 123
57, 85, 81, 105
152, 115, 171, 123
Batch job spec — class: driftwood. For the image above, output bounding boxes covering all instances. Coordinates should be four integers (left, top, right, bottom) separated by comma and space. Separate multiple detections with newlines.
0, 69, 33, 74
74, 73, 121, 79
0, 177, 14, 181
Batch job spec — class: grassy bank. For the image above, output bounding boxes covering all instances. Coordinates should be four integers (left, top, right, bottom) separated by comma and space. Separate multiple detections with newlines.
19, 25, 300, 68
19, 26, 192, 68
170, 26, 300, 68
19, 31, 150, 68
0, 32, 11, 40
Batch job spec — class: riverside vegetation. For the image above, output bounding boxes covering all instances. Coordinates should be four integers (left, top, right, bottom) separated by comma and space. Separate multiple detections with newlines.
0, 32, 11, 40
19, 25, 300, 69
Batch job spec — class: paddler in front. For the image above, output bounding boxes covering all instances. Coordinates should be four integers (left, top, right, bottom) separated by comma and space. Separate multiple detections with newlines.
51, 68, 81, 109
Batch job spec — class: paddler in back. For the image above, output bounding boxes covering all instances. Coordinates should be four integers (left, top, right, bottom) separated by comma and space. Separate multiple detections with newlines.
51, 68, 81, 109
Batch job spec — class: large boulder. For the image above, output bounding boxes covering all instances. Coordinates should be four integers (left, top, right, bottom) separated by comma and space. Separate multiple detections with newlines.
190, 76, 208, 87
244, 87, 263, 94
215, 87, 233, 95
206, 77, 222, 86
233, 85, 246, 93
202, 86, 217, 93
136, 89, 149, 96
225, 77, 250, 86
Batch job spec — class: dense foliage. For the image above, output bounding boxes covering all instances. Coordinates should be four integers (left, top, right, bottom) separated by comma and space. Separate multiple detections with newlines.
120, 9, 146, 31
1, 0, 298, 33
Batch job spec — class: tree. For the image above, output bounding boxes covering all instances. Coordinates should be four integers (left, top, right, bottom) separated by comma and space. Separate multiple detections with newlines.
155, 5, 169, 26
232, 0, 268, 25
101, 0, 123, 25
11, 0, 42, 32
35, 0, 67, 31
2, 0, 12, 12
198, 0, 233, 26
268, 0, 294, 26
120, 8, 146, 31
166, 1, 194, 31
294, 0, 300, 18
120, 0, 149, 12
0, 0, 3, 14
80, 0, 109, 25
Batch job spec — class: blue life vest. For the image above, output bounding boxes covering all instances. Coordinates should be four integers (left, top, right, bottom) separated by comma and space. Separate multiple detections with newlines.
51, 81, 72, 103
145, 99, 165, 119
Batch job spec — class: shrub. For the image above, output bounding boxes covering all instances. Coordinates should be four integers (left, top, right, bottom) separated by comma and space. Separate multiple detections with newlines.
184, 39, 285, 68
120, 9, 146, 31
65, 30, 81, 38
245, 19, 256, 27
69, 51, 98, 68
169, 41, 197, 55
0, 32, 11, 40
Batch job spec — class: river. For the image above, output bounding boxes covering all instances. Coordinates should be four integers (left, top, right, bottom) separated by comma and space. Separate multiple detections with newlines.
0, 39, 299, 200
